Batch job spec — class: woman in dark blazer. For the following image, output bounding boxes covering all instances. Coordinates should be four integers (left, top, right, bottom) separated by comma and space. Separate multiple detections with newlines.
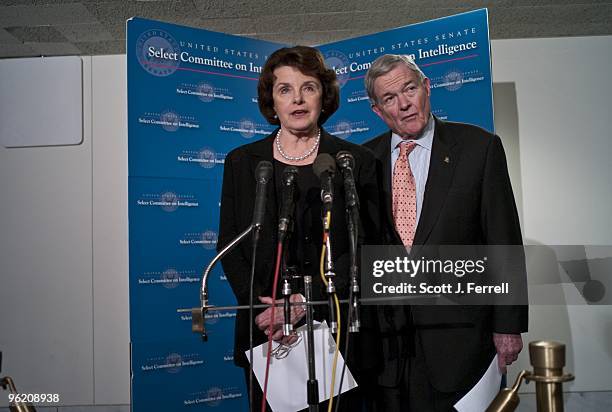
217, 46, 380, 410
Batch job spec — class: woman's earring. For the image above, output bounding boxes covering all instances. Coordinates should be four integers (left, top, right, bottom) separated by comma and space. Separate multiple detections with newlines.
273, 114, 278, 119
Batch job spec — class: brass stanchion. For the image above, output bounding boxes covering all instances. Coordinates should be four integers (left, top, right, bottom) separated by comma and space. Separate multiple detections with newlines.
0, 376, 37, 412
486, 341, 574, 412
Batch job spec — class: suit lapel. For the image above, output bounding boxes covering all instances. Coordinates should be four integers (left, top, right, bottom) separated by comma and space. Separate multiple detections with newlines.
413, 118, 458, 245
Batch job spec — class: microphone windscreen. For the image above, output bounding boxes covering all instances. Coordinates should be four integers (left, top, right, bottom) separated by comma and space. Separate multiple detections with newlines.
336, 151, 355, 170
282, 165, 298, 183
255, 160, 273, 183
313, 153, 336, 179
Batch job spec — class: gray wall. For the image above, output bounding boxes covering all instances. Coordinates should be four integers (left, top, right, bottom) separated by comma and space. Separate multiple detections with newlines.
0, 35, 611, 409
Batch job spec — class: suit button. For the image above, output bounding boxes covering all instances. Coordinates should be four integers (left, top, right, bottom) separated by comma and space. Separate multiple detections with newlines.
304, 235, 311, 242
304, 260, 312, 267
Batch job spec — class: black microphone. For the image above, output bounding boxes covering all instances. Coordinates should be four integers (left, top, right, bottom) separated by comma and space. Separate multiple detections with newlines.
336, 151, 360, 210
252, 161, 273, 230
313, 153, 336, 211
278, 166, 298, 240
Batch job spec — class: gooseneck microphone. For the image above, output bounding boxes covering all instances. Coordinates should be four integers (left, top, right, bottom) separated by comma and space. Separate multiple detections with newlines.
252, 161, 273, 231
336, 151, 361, 333
277, 166, 298, 241
277, 166, 298, 338
336, 151, 359, 210
313, 153, 336, 212
313, 153, 338, 333
249, 160, 273, 412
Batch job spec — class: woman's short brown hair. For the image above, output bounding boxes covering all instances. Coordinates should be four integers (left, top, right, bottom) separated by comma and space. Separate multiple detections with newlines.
257, 46, 339, 126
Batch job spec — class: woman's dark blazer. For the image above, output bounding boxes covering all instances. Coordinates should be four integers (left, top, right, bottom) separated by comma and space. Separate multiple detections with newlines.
217, 128, 381, 369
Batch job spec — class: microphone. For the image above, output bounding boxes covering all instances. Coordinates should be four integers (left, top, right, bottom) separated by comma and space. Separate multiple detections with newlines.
314, 153, 338, 332
336, 151, 362, 332
313, 153, 336, 211
252, 161, 273, 230
278, 166, 298, 241
336, 151, 359, 210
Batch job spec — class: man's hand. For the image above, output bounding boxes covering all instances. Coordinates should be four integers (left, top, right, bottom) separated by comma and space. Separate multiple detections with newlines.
255, 294, 306, 341
493, 333, 523, 373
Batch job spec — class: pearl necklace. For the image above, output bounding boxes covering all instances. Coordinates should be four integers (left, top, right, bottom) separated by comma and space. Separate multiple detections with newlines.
275, 128, 321, 162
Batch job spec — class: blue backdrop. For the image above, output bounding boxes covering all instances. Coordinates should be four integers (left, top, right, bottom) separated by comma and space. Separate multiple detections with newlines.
127, 9, 492, 411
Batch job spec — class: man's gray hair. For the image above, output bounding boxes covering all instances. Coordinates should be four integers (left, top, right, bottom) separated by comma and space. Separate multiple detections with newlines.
365, 54, 427, 104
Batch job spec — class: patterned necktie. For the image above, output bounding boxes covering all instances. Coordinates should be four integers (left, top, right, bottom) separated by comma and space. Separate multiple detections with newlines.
392, 141, 417, 246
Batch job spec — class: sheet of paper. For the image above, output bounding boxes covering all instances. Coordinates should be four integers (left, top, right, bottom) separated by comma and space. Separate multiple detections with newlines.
247, 320, 357, 412
454, 355, 502, 412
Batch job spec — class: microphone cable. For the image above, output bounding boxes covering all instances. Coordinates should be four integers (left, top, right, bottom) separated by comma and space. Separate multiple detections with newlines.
334, 214, 358, 412
248, 227, 259, 412
319, 210, 342, 412
261, 240, 283, 412
249, 160, 272, 412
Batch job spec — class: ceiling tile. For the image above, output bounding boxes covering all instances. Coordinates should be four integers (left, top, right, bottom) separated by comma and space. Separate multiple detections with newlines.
0, 3, 99, 27
75, 39, 126, 55
303, 12, 354, 32
197, 17, 257, 35
0, 42, 37, 57
248, 0, 305, 17
84, 0, 197, 25
5, 26, 69, 42
56, 23, 115, 42
0, 28, 21, 44
0, 0, 610, 58
24, 41, 82, 56
193, 0, 254, 18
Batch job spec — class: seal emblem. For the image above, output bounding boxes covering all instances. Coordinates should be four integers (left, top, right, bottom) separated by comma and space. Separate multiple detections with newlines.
135, 29, 180, 77
323, 50, 350, 88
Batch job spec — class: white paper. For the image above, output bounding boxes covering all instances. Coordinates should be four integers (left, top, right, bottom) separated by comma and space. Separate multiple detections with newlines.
247, 321, 357, 412
454, 355, 502, 412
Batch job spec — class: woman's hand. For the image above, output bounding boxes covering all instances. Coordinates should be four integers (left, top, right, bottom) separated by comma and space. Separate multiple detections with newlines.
255, 294, 306, 342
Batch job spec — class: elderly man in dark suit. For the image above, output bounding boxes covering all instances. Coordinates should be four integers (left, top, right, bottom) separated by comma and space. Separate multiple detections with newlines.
363, 54, 528, 411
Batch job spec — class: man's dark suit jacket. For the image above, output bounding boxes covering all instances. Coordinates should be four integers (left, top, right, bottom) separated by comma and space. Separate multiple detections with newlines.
218, 129, 381, 371
364, 117, 528, 393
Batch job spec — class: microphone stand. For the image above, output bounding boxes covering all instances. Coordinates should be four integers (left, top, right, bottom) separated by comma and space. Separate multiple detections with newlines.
190, 223, 258, 412
304, 275, 319, 412
323, 209, 338, 334
192, 224, 254, 340
347, 205, 361, 333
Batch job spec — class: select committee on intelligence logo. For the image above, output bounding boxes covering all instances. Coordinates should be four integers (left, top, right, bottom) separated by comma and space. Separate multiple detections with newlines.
204, 310, 236, 325
138, 268, 199, 289
198, 148, 217, 168
443, 70, 464, 91
177, 147, 225, 168
140, 352, 203, 374
138, 110, 200, 131
136, 29, 181, 77
239, 118, 256, 139
161, 268, 179, 289
201, 230, 218, 249
330, 119, 370, 140
165, 353, 183, 374
180, 230, 218, 249
204, 387, 224, 407
196, 82, 215, 102
160, 191, 179, 212
160, 110, 180, 132
324, 50, 350, 88
220, 119, 271, 138
184, 386, 242, 407
137, 191, 199, 211
333, 120, 352, 139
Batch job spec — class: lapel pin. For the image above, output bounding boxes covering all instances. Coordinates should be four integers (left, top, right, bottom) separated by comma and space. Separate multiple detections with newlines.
444, 156, 450, 164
